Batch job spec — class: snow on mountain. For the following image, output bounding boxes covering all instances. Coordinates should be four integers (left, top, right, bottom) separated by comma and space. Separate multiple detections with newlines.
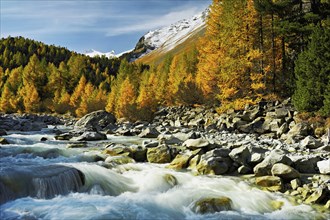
85, 49, 133, 59
85, 49, 116, 58
139, 8, 208, 58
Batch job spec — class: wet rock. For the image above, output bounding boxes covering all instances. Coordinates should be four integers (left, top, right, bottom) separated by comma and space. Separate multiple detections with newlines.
192, 197, 232, 214
74, 110, 116, 130
317, 160, 330, 174
271, 163, 300, 180
0, 137, 10, 145
147, 145, 171, 163
138, 127, 160, 138
40, 137, 48, 142
255, 176, 283, 192
254, 149, 292, 176
270, 200, 284, 210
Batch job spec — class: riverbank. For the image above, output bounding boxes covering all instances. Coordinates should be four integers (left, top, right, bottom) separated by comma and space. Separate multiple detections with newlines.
1, 99, 329, 215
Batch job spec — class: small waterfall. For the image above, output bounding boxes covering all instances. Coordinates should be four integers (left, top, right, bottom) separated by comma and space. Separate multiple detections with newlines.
0, 165, 85, 204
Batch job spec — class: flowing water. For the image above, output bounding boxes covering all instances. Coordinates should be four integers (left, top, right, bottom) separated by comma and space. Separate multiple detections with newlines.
0, 127, 328, 220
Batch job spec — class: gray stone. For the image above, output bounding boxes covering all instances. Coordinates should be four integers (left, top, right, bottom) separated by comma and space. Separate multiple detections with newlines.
287, 122, 311, 137
229, 146, 250, 165
0, 129, 7, 136
238, 165, 252, 174
271, 163, 300, 180
74, 110, 116, 130
138, 127, 160, 138
253, 149, 292, 176
293, 156, 321, 173
183, 138, 209, 149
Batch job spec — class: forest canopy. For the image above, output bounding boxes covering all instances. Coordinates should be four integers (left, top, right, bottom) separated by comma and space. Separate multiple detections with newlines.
0, 0, 329, 120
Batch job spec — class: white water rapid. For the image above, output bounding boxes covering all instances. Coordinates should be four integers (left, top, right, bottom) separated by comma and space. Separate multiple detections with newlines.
0, 127, 328, 220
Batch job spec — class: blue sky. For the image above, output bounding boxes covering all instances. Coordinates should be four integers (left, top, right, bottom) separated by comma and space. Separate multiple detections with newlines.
1, 0, 211, 54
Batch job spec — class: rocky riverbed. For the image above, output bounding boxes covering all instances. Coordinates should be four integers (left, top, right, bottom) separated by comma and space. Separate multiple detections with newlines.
1, 99, 329, 214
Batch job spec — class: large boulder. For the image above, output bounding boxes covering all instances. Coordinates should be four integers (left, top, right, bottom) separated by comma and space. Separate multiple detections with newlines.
74, 110, 116, 130
271, 163, 300, 180
293, 156, 321, 173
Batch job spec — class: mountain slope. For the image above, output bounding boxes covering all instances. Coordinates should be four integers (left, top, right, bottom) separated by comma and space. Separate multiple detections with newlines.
122, 8, 208, 64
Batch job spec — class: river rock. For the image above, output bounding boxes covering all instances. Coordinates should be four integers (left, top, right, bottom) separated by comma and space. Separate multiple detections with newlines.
271, 163, 300, 180
130, 145, 147, 162
157, 134, 182, 145
105, 155, 135, 165
255, 176, 283, 192
192, 197, 232, 214
183, 138, 209, 150
138, 127, 160, 138
74, 110, 116, 130
317, 160, 330, 174
0, 137, 10, 145
195, 150, 231, 175
229, 145, 250, 166
147, 145, 171, 163
66, 142, 88, 148
74, 131, 107, 141
253, 149, 292, 176
55, 133, 74, 141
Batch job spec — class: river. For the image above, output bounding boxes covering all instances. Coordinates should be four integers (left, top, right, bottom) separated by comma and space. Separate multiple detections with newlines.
0, 126, 327, 219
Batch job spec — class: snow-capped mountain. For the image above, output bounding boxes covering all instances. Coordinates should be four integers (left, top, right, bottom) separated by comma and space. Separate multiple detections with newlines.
125, 8, 209, 62
84, 49, 116, 58
143, 8, 208, 53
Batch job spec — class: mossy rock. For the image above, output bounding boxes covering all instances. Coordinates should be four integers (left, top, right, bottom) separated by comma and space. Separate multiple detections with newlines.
192, 197, 232, 214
